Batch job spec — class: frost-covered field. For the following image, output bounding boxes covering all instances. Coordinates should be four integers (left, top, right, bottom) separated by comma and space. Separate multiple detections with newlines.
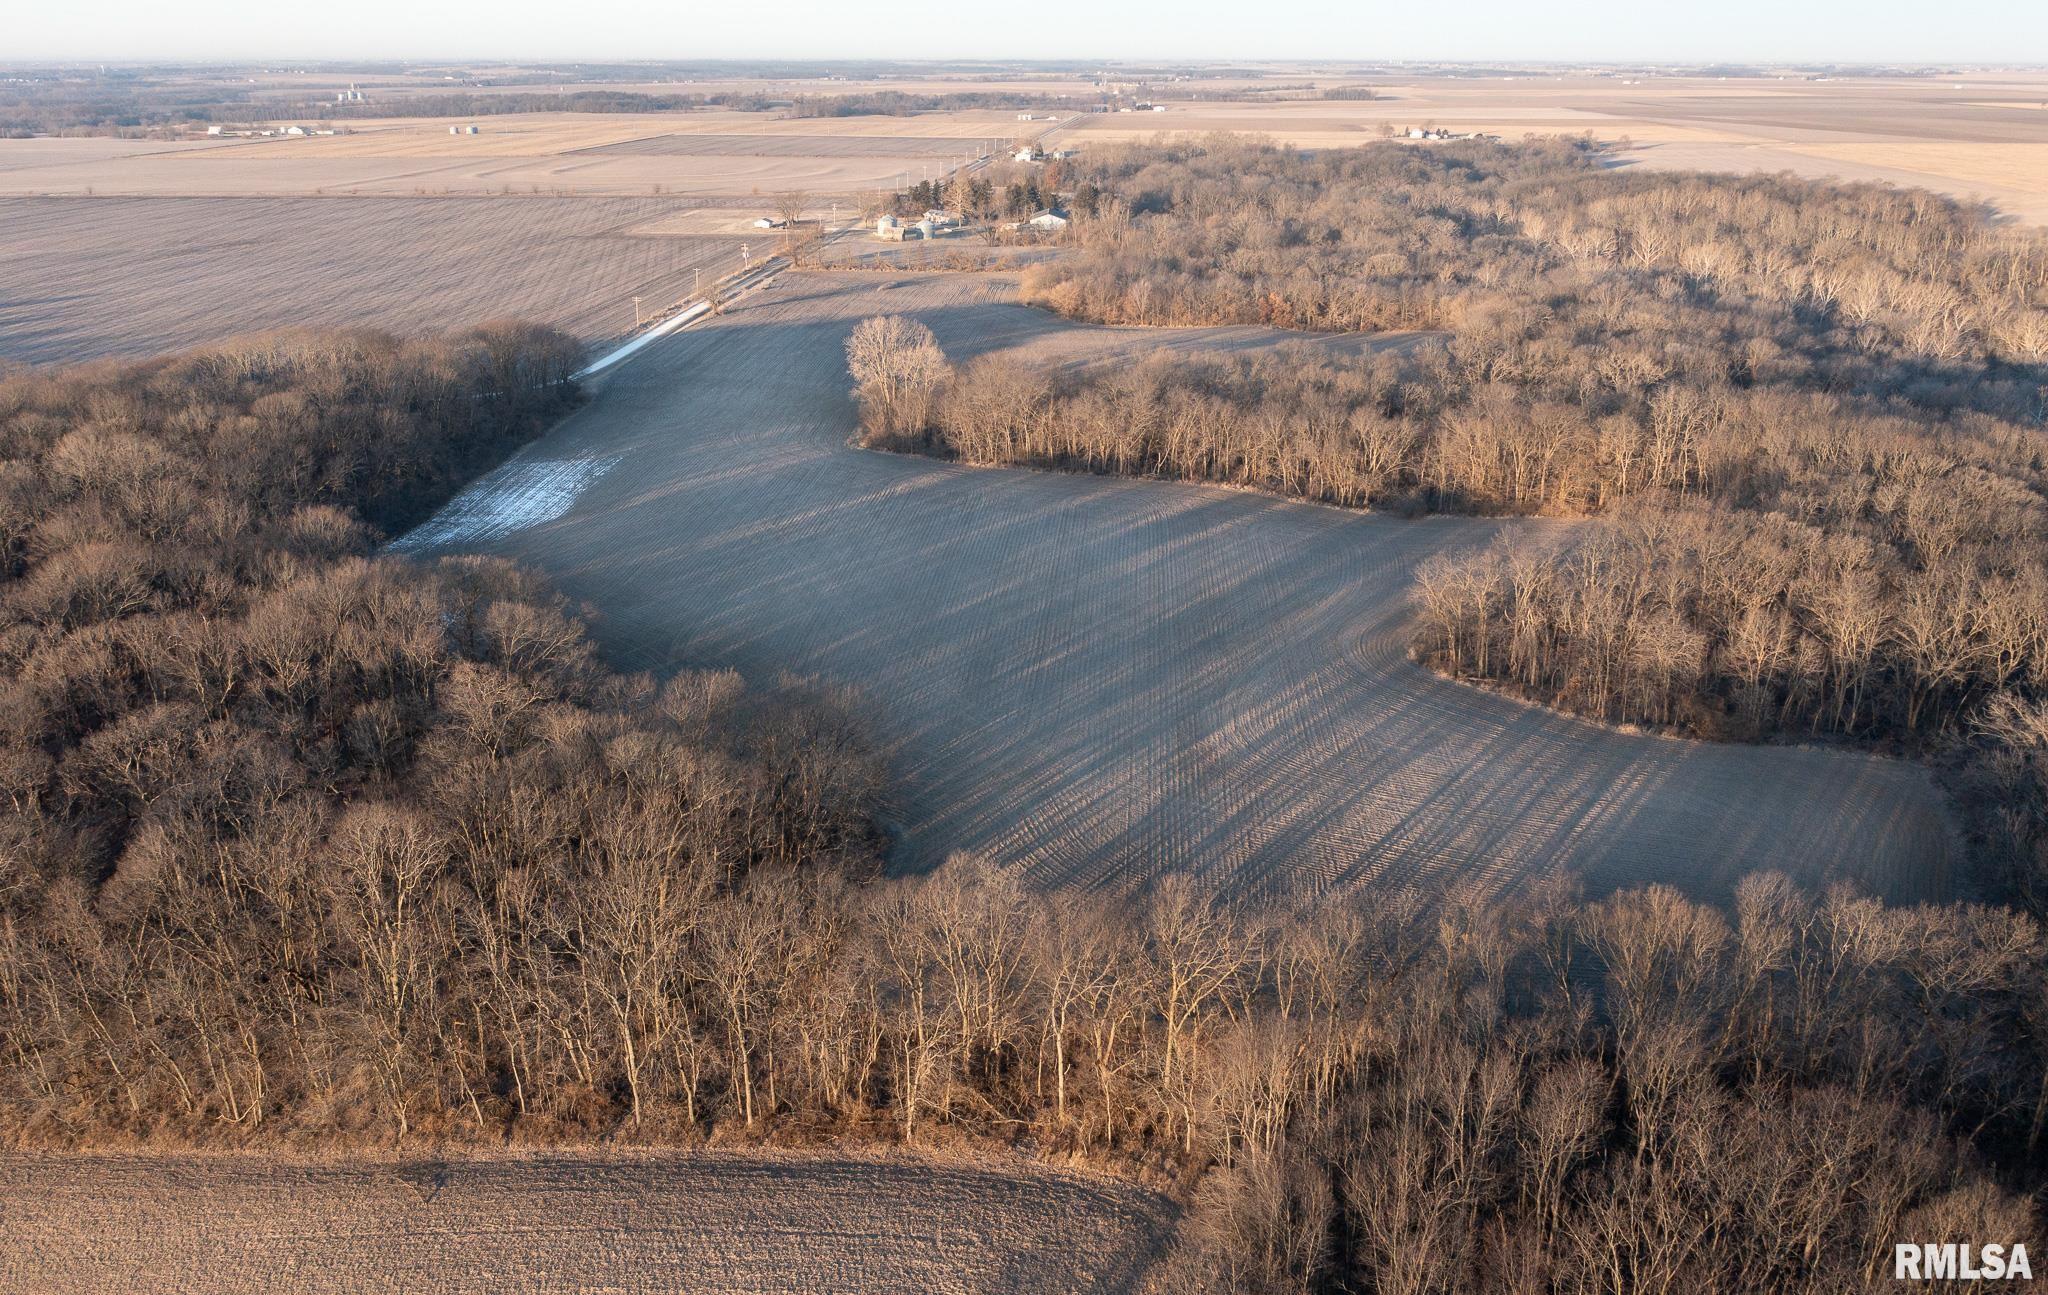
398, 271, 1959, 904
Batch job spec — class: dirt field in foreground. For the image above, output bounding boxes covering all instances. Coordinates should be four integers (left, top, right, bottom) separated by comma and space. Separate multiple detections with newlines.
394, 269, 1959, 904
0, 1149, 1171, 1295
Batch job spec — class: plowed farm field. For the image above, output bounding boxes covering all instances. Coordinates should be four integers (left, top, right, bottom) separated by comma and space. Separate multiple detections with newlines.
0, 110, 1026, 201
572, 132, 996, 158
0, 1150, 1172, 1295
0, 196, 748, 365
395, 269, 1960, 905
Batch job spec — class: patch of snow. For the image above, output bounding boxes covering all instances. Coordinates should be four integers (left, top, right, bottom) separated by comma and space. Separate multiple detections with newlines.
390, 455, 622, 553
576, 301, 712, 379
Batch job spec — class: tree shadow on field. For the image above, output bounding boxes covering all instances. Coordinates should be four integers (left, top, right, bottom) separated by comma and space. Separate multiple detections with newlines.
393, 1157, 451, 1207
402, 274, 1962, 912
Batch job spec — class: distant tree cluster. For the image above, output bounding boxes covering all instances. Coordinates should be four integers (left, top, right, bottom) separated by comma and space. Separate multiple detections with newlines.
895, 162, 1067, 226
0, 79, 256, 137
850, 138, 2048, 901
310, 90, 775, 120
788, 90, 1070, 118
0, 76, 773, 137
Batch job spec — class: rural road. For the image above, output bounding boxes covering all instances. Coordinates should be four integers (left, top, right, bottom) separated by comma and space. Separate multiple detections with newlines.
397, 270, 1958, 904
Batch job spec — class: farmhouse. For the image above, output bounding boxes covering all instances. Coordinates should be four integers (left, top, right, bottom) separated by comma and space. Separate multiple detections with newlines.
1027, 208, 1070, 230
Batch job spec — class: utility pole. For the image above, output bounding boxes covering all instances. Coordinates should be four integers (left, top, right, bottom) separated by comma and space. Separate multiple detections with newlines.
741, 243, 751, 269
692, 266, 702, 298
632, 296, 642, 326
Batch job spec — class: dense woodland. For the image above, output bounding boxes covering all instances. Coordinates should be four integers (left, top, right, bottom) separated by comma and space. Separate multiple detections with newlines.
0, 326, 882, 1139
849, 138, 2048, 904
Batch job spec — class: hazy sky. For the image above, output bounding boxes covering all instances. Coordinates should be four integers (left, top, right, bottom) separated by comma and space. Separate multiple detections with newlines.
12, 0, 2048, 64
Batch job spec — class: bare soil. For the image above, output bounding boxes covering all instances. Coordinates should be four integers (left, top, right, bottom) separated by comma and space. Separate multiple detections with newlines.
0, 1148, 1172, 1295
396, 270, 1959, 905
0, 111, 1020, 201
0, 196, 748, 365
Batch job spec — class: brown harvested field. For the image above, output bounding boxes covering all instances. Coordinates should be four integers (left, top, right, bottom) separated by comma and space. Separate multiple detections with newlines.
1067, 72, 2048, 223
0, 111, 1026, 200
0, 196, 750, 365
572, 132, 999, 158
0, 137, 219, 173
0, 1149, 1172, 1295
394, 268, 1959, 905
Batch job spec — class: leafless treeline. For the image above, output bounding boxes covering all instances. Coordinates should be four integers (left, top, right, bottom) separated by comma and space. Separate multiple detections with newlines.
10, 837, 2048, 1291
854, 138, 2048, 902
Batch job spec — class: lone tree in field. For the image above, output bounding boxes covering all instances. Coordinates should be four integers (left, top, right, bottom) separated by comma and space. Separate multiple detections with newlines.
845, 315, 950, 446
773, 190, 809, 228
773, 189, 810, 240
